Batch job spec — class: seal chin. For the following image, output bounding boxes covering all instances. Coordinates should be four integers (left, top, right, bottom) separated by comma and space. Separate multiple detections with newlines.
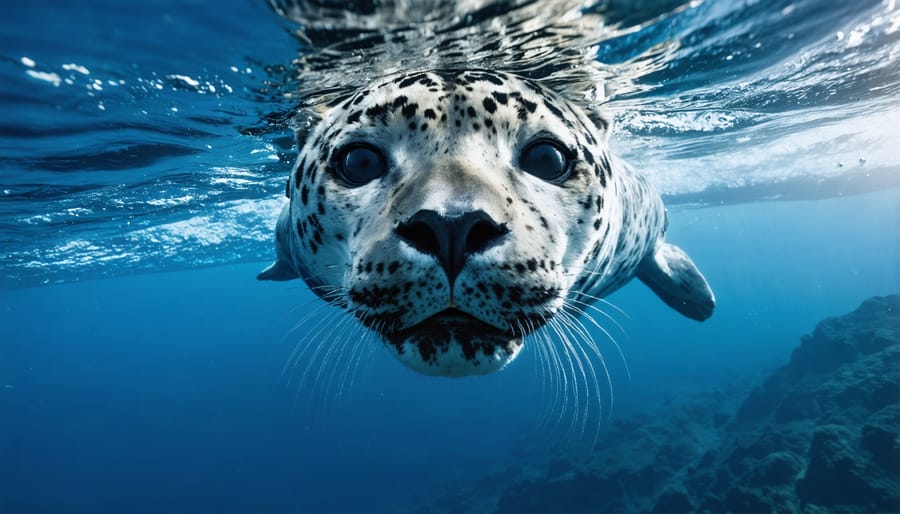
382, 309, 524, 377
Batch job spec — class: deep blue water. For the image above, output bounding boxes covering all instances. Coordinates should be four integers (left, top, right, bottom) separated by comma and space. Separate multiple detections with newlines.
1, 0, 898, 513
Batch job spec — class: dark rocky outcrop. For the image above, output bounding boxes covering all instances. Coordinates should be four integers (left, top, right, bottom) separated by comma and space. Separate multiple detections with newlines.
403, 295, 900, 514
707, 295, 900, 514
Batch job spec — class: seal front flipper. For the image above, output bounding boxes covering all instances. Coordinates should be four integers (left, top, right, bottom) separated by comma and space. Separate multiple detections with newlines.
636, 241, 715, 321
258, 203, 300, 281
257, 260, 298, 281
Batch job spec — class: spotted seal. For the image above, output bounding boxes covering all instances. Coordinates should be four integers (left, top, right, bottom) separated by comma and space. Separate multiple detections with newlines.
259, 68, 715, 377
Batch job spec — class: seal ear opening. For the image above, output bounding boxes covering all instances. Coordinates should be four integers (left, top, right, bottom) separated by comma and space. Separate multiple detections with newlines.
637, 241, 715, 321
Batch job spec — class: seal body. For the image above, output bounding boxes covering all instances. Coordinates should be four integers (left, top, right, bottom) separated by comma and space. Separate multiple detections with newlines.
260, 69, 714, 376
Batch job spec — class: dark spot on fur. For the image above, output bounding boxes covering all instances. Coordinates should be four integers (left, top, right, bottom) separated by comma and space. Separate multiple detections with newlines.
365, 103, 388, 119
582, 146, 595, 166
402, 103, 418, 119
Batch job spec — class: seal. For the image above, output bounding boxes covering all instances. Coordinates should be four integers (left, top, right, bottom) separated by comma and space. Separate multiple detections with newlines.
259, 69, 715, 376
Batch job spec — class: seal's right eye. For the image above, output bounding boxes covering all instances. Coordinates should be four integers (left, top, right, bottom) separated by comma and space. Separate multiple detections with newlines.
336, 144, 387, 186
519, 139, 572, 183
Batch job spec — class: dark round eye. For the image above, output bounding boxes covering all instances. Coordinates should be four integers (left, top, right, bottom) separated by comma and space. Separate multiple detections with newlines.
519, 140, 570, 181
337, 144, 387, 186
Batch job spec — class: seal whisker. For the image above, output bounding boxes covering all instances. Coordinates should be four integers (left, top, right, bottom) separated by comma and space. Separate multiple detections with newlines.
281, 301, 343, 382
535, 327, 565, 433
519, 318, 548, 408
569, 290, 631, 321
323, 317, 359, 409
287, 294, 332, 316
562, 300, 631, 388
558, 314, 600, 440
330, 320, 375, 412
345, 327, 376, 395
314, 313, 357, 387
286, 301, 334, 338
559, 308, 615, 420
283, 304, 340, 379
566, 296, 628, 337
545, 326, 571, 432
297, 310, 351, 395
283, 309, 347, 419
310, 313, 362, 418
523, 317, 557, 430
544, 315, 585, 437
335, 314, 377, 402
556, 308, 608, 445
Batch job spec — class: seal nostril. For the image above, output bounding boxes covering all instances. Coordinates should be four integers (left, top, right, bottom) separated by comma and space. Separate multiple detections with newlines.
395, 220, 441, 257
465, 218, 508, 255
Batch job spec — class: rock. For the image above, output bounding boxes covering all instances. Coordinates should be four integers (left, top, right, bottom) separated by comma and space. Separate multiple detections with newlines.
747, 451, 803, 487
796, 424, 876, 505
651, 488, 692, 514
737, 295, 900, 424
545, 458, 574, 479
860, 405, 900, 471
791, 296, 900, 372
494, 473, 624, 514
721, 486, 774, 514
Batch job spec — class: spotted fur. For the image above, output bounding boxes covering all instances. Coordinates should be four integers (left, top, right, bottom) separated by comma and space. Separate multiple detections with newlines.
260, 69, 715, 376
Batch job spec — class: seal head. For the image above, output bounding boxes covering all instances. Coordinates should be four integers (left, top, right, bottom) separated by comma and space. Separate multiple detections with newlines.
260, 69, 714, 376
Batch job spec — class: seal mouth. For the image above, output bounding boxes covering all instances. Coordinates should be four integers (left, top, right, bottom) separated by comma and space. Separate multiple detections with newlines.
378, 308, 528, 376
384, 308, 508, 342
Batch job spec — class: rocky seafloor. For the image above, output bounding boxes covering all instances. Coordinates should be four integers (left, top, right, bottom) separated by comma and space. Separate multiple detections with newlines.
403, 295, 900, 514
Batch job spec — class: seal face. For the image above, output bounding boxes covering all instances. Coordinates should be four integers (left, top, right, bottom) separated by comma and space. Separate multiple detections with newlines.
260, 69, 715, 377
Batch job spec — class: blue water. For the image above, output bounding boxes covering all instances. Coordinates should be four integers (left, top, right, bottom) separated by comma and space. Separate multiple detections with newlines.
1, 0, 898, 513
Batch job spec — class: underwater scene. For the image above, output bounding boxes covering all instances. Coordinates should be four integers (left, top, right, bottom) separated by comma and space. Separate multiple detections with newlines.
1, 0, 898, 513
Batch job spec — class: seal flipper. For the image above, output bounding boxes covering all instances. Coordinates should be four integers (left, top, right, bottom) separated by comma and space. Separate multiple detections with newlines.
257, 202, 300, 281
257, 260, 298, 281
636, 241, 715, 321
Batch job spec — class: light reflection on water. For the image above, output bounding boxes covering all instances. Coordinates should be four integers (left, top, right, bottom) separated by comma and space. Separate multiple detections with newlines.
0, 0, 897, 287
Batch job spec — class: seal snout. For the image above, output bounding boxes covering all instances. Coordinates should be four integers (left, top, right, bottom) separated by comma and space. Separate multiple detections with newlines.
395, 209, 508, 285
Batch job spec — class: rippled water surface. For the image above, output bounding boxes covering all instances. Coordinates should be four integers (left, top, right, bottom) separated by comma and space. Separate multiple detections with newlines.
1, 0, 897, 287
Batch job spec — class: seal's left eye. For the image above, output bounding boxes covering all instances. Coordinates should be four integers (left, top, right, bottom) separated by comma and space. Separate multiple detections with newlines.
519, 140, 571, 182
337, 144, 387, 186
